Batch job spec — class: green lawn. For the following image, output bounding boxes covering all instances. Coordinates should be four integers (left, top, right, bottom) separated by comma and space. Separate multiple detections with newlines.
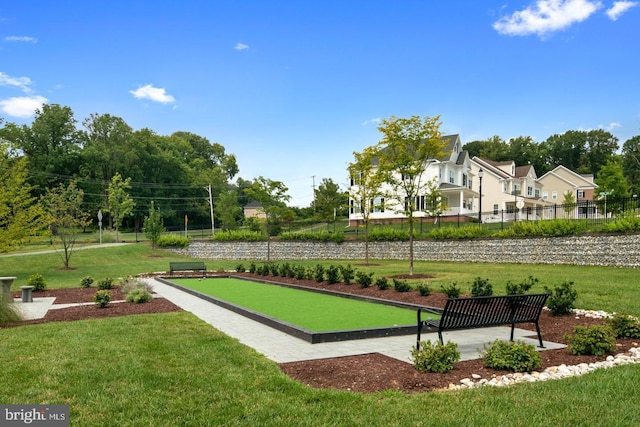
2, 244, 640, 425
172, 277, 435, 331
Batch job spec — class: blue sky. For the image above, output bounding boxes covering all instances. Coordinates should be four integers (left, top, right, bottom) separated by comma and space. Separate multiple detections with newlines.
1, 1, 638, 207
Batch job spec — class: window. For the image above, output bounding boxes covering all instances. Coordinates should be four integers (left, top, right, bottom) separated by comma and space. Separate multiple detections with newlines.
415, 195, 425, 211
552, 191, 557, 200
503, 182, 507, 192
462, 174, 467, 187
375, 197, 385, 213
349, 199, 355, 214
513, 184, 520, 195
577, 190, 585, 198
493, 204, 499, 215
535, 188, 540, 198
543, 191, 548, 200
527, 186, 533, 196
449, 171, 454, 184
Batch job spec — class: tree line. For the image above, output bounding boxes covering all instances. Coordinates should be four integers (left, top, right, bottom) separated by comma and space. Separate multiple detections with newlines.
0, 104, 348, 251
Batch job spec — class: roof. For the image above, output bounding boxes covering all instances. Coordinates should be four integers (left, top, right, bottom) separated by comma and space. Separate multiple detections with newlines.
244, 200, 263, 209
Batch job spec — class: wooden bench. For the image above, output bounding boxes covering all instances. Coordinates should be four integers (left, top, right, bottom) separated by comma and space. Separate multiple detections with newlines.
169, 262, 207, 277
417, 293, 550, 349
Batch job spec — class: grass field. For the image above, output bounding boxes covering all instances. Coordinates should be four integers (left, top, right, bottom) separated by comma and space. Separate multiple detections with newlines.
2, 244, 640, 425
172, 277, 437, 331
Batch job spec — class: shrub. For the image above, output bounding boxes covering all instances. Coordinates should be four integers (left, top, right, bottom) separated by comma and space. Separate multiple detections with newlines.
235, 263, 246, 273
93, 290, 112, 308
0, 297, 22, 324
544, 281, 578, 316
375, 277, 390, 290
411, 340, 460, 373
441, 282, 461, 299
429, 226, 489, 240
313, 264, 325, 282
607, 313, 640, 339
606, 211, 640, 232
470, 277, 493, 298
506, 276, 538, 295
393, 278, 411, 292
248, 262, 257, 274
80, 276, 94, 288
156, 234, 189, 247
126, 288, 153, 304
355, 271, 374, 288
565, 324, 617, 356
270, 263, 280, 277
26, 273, 47, 292
482, 340, 541, 372
417, 282, 431, 297
293, 265, 307, 280
97, 277, 114, 290
256, 264, 269, 276
368, 228, 410, 241
338, 264, 355, 285
280, 230, 344, 243
121, 276, 153, 295
212, 230, 264, 241
325, 265, 340, 284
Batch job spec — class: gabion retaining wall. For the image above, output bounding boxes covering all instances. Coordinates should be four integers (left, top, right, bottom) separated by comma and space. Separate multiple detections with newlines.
165, 234, 640, 268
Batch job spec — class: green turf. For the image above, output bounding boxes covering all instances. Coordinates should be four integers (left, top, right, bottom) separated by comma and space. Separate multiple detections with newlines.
172, 277, 438, 331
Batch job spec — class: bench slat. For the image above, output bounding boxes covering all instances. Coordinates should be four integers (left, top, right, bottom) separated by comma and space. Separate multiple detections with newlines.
417, 293, 549, 350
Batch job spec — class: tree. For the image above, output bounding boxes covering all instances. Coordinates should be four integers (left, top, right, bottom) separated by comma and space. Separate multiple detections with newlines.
595, 160, 630, 216
423, 178, 447, 221
540, 131, 586, 173
107, 173, 135, 241
621, 135, 640, 195
583, 130, 618, 177
8, 104, 83, 192
508, 136, 544, 173
374, 115, 449, 275
348, 146, 386, 264
143, 201, 164, 255
244, 177, 290, 261
314, 178, 346, 228
216, 190, 242, 231
82, 113, 135, 228
562, 190, 576, 216
41, 181, 91, 268
462, 136, 510, 161
0, 141, 45, 251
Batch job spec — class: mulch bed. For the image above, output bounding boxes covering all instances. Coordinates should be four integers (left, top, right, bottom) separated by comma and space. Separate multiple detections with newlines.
4, 276, 639, 394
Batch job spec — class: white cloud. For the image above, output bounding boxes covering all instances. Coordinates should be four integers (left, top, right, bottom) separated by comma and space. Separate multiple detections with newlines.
234, 42, 249, 51
606, 1, 638, 20
4, 36, 38, 43
129, 84, 175, 104
361, 117, 381, 126
0, 71, 33, 93
493, 0, 602, 38
0, 95, 47, 118
601, 121, 622, 131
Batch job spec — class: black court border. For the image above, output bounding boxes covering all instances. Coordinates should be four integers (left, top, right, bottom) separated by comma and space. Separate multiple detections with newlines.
157, 275, 441, 344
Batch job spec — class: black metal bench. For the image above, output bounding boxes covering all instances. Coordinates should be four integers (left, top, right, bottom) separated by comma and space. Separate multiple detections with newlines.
169, 261, 207, 277
417, 293, 550, 349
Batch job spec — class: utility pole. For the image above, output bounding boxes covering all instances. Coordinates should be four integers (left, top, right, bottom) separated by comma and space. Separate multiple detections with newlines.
205, 184, 215, 236
311, 175, 316, 212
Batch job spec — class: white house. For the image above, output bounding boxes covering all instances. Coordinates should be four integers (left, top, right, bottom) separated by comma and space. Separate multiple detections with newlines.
348, 134, 478, 225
